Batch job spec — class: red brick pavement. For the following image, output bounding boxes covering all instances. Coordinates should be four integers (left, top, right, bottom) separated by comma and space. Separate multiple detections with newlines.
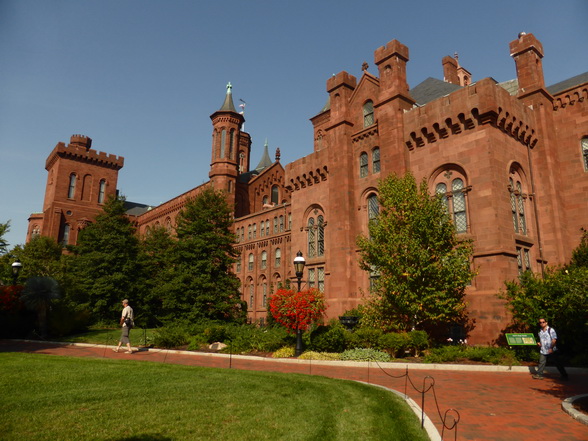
2, 340, 587, 441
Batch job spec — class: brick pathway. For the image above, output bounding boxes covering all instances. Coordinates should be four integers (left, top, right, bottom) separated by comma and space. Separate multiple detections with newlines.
2, 340, 587, 441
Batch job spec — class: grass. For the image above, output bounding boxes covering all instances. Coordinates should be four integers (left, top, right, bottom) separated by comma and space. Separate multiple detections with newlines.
0, 353, 429, 441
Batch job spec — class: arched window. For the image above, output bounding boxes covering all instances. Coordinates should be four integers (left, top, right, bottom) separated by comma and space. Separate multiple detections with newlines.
275, 248, 281, 267
229, 129, 235, 160
359, 152, 368, 178
307, 217, 316, 257
249, 282, 254, 308
509, 175, 527, 235
98, 179, 106, 203
262, 195, 268, 206
582, 137, 588, 171
363, 100, 374, 127
236, 258, 241, 273
271, 185, 279, 204
248, 224, 252, 239
165, 218, 172, 233
82, 174, 92, 201
261, 278, 268, 307
265, 219, 270, 236
307, 211, 326, 258
253, 223, 257, 239
273, 217, 278, 234
31, 225, 40, 239
372, 148, 380, 173
279, 215, 284, 232
220, 129, 226, 158
367, 194, 379, 222
248, 253, 254, 271
452, 178, 467, 233
260, 221, 265, 237
68, 174, 76, 199
61, 224, 70, 246
261, 251, 267, 269
433, 170, 469, 234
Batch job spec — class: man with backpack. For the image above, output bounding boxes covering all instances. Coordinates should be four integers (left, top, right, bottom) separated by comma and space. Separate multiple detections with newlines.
533, 317, 568, 380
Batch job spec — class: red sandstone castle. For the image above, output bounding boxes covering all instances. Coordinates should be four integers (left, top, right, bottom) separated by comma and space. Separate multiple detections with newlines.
28, 33, 588, 344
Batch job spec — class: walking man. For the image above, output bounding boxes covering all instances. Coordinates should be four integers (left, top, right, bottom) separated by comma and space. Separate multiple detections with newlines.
533, 317, 568, 380
114, 299, 134, 354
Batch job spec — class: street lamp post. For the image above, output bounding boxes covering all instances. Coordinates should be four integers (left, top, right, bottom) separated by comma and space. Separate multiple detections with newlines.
11, 259, 22, 286
293, 251, 306, 357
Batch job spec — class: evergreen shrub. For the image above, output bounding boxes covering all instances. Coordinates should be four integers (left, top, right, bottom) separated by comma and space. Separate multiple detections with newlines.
347, 327, 384, 350
340, 348, 391, 362
308, 324, 347, 353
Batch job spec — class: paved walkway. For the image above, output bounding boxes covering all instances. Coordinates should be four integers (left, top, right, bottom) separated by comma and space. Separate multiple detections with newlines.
2, 340, 587, 441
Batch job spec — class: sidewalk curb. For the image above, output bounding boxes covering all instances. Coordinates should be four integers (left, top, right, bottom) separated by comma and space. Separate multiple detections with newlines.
562, 395, 588, 426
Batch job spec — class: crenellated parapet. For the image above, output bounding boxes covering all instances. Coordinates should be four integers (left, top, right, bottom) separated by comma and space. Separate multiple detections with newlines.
286, 165, 329, 192
403, 78, 539, 150
45, 135, 124, 171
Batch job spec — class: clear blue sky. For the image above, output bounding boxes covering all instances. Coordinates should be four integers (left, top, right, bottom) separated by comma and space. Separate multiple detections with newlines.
1, 0, 587, 249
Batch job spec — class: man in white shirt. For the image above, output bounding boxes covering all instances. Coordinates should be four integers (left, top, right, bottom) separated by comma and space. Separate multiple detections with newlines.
533, 317, 568, 380
113, 299, 134, 354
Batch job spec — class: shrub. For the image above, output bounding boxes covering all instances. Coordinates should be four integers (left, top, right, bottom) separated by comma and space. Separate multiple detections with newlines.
272, 346, 295, 358
152, 324, 191, 348
309, 324, 348, 353
340, 348, 391, 362
186, 334, 209, 351
408, 330, 430, 356
379, 332, 411, 357
222, 325, 293, 354
347, 327, 384, 350
424, 345, 519, 365
298, 351, 341, 361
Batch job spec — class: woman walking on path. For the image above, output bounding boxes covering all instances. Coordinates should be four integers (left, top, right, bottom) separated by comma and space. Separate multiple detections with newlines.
113, 299, 134, 354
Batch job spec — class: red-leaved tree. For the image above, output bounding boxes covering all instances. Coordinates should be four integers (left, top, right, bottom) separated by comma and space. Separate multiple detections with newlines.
269, 288, 326, 333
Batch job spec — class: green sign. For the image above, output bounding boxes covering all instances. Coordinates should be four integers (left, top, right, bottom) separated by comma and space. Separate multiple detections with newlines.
506, 333, 536, 346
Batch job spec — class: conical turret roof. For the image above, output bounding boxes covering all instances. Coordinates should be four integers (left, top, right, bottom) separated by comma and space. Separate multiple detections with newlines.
219, 82, 237, 112
255, 139, 273, 172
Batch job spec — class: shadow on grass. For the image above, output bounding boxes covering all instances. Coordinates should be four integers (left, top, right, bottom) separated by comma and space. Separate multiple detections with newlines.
113, 435, 172, 441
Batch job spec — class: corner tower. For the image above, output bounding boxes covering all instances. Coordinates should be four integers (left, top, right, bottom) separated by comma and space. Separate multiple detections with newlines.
209, 83, 247, 205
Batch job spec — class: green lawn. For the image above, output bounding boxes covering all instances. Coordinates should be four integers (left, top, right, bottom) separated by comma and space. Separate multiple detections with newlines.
0, 353, 429, 441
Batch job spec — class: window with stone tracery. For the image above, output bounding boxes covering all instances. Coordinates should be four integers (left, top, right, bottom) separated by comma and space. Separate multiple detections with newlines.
307, 211, 325, 258
359, 152, 368, 178
434, 169, 469, 234
582, 137, 588, 171
363, 100, 374, 127
508, 169, 527, 236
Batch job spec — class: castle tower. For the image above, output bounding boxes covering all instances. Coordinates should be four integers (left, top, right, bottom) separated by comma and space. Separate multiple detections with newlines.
209, 83, 246, 205
27, 134, 124, 246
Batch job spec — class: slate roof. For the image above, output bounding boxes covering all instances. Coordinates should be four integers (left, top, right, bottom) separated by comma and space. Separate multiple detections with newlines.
547, 71, 588, 95
124, 200, 152, 216
409, 77, 462, 106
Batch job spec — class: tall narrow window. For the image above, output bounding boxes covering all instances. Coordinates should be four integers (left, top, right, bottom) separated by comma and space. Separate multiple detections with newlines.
367, 194, 379, 222
436, 183, 449, 213
317, 267, 325, 292
509, 173, 527, 236
98, 179, 106, 203
359, 153, 368, 178
307, 217, 316, 257
262, 281, 268, 307
248, 254, 254, 271
452, 178, 467, 233
372, 148, 380, 173
68, 174, 76, 199
260, 221, 265, 237
265, 220, 270, 236
308, 268, 315, 288
271, 185, 279, 205
516, 246, 532, 275
363, 100, 374, 127
253, 223, 257, 239
249, 283, 254, 308
275, 248, 281, 267
279, 216, 284, 232
220, 129, 226, 158
582, 137, 588, 171
317, 215, 324, 257
273, 217, 278, 234
261, 251, 267, 269
229, 129, 235, 160
61, 224, 70, 246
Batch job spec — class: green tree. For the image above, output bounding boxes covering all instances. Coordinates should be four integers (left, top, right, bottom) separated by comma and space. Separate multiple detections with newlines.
570, 228, 588, 269
0, 221, 10, 255
11, 236, 63, 280
138, 225, 176, 327
357, 173, 474, 333
69, 196, 142, 322
155, 187, 245, 323
501, 232, 588, 359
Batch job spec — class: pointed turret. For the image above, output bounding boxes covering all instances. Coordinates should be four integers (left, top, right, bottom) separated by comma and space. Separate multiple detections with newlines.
255, 138, 273, 172
209, 83, 248, 204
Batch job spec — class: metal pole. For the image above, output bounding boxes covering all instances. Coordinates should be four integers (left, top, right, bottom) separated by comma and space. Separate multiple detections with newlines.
295, 275, 303, 356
